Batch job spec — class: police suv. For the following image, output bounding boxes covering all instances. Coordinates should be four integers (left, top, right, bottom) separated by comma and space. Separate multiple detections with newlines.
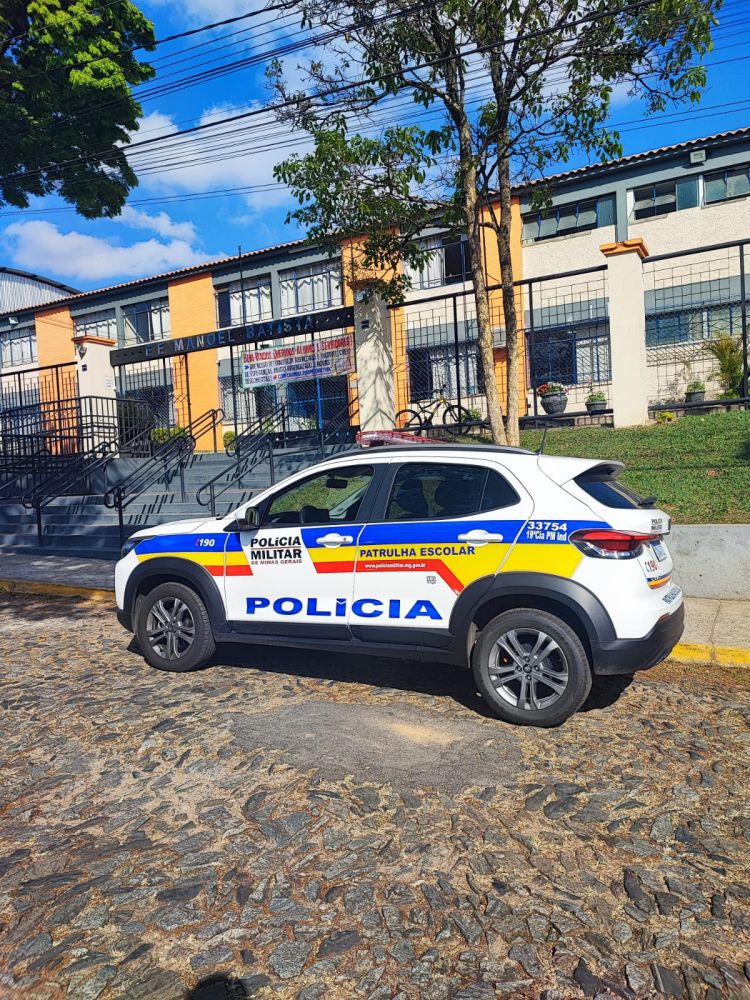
115, 444, 684, 727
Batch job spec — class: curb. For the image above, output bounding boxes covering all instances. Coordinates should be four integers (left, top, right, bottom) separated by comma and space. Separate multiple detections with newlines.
0, 579, 114, 602
671, 641, 750, 668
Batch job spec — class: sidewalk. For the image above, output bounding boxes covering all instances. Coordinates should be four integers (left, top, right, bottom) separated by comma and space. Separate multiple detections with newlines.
0, 552, 748, 665
0, 552, 115, 597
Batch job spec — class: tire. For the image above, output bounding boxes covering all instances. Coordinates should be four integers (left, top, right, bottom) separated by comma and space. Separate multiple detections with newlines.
135, 582, 216, 673
395, 408, 424, 433
471, 608, 592, 727
443, 404, 473, 434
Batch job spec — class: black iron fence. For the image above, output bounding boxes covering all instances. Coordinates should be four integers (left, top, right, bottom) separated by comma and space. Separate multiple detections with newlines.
389, 265, 611, 425
519, 265, 611, 420
0, 361, 78, 416
643, 239, 750, 408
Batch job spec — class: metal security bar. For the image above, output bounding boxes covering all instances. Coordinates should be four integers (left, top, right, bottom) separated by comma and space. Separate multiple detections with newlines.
518, 266, 610, 419
389, 265, 610, 426
0, 361, 78, 414
643, 239, 750, 407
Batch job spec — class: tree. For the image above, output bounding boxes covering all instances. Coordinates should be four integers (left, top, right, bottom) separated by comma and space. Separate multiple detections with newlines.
271, 0, 720, 444
1, 0, 155, 217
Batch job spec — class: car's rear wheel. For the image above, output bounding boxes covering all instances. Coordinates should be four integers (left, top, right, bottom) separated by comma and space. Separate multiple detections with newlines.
136, 582, 215, 672
472, 608, 592, 727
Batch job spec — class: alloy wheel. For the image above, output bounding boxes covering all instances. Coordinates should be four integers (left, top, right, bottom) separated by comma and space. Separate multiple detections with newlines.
488, 627, 569, 710
146, 597, 196, 661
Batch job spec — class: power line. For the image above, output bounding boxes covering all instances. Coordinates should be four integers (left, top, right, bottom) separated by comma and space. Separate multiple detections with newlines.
4, 0, 687, 187
8, 0, 737, 153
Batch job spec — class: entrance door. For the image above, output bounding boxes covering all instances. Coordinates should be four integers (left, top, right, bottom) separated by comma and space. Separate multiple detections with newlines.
224, 462, 377, 636
350, 459, 533, 641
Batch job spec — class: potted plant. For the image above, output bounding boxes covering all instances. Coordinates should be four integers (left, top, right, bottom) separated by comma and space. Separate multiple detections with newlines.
585, 390, 607, 413
536, 382, 568, 415
684, 379, 706, 404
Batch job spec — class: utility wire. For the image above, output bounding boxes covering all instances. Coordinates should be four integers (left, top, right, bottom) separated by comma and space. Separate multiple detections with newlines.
1, 0, 695, 186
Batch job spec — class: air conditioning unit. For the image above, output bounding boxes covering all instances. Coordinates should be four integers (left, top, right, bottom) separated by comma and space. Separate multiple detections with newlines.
689, 149, 706, 165
492, 325, 506, 347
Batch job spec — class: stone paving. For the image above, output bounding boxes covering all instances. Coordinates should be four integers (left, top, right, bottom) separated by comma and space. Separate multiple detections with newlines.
0, 592, 749, 1000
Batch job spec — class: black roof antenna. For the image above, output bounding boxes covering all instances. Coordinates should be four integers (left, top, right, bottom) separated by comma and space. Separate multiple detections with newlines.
537, 422, 550, 455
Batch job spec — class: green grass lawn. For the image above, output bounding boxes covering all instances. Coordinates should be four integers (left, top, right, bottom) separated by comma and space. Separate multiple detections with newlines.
517, 410, 750, 524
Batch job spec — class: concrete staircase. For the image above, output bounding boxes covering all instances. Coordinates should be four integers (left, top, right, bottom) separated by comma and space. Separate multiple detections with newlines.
0, 442, 355, 559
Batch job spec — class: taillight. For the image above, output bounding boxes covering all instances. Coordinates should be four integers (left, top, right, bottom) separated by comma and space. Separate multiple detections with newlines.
570, 528, 659, 560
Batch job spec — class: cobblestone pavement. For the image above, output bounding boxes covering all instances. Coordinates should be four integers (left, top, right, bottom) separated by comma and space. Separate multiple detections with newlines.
1, 593, 749, 1000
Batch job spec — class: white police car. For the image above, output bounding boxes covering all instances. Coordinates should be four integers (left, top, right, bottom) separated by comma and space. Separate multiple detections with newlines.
115, 444, 684, 727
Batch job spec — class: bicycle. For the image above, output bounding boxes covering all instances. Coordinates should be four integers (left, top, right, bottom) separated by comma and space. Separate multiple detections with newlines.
395, 385, 475, 435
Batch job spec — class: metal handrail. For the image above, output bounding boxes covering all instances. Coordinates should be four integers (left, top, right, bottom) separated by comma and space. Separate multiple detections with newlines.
0, 452, 64, 503
22, 422, 156, 511
197, 431, 274, 515
104, 408, 224, 546
195, 394, 360, 516
226, 402, 289, 456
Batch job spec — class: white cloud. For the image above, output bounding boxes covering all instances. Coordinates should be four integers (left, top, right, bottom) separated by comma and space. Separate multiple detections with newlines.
127, 102, 311, 215
119, 205, 197, 242
2, 221, 217, 283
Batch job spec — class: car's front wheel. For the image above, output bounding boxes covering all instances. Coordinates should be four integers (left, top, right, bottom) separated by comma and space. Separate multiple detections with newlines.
471, 608, 592, 727
136, 582, 215, 672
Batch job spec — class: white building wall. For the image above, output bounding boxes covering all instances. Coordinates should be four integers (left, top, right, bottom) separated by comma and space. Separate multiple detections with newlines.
522, 225, 616, 279
629, 200, 750, 256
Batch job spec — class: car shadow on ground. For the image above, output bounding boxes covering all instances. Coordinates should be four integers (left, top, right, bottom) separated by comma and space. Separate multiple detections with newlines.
127, 636, 636, 722
0, 592, 98, 622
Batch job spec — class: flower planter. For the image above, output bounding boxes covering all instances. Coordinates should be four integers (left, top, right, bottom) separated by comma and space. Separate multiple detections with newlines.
586, 400, 607, 413
685, 390, 705, 404
540, 392, 568, 415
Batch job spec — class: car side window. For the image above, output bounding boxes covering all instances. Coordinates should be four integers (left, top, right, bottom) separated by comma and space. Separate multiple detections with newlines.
263, 465, 374, 526
384, 462, 519, 521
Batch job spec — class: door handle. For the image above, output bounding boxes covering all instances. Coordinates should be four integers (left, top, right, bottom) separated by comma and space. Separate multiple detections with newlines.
316, 532, 354, 547
457, 530, 504, 545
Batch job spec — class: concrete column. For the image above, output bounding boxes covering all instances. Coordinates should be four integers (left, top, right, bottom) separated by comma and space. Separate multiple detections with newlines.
352, 284, 395, 431
73, 335, 118, 451
600, 238, 650, 428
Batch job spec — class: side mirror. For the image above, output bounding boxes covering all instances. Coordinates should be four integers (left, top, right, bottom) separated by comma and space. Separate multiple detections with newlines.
237, 505, 259, 531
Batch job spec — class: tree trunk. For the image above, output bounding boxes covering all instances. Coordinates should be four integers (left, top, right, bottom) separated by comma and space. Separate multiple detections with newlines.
458, 127, 507, 445
495, 144, 520, 447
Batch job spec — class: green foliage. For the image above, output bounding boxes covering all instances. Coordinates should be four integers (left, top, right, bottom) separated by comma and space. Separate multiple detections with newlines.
586, 391, 607, 403
655, 411, 676, 424
685, 380, 706, 393
223, 431, 237, 450
273, 121, 454, 302
271, 0, 720, 447
1, 0, 155, 215
150, 426, 184, 445
703, 335, 745, 398
521, 411, 750, 523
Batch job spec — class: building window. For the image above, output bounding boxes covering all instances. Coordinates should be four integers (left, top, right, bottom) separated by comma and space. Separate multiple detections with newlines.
0, 325, 37, 369
646, 301, 744, 347
406, 235, 472, 289
532, 322, 611, 385
703, 165, 750, 205
73, 308, 117, 341
630, 177, 698, 220
216, 277, 272, 327
279, 260, 342, 316
407, 342, 485, 402
522, 194, 616, 243
121, 299, 171, 346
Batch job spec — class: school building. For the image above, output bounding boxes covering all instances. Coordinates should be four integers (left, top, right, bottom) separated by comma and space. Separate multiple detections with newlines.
1, 126, 749, 455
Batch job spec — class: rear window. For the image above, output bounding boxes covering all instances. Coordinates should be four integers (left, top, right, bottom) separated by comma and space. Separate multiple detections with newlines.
575, 473, 654, 510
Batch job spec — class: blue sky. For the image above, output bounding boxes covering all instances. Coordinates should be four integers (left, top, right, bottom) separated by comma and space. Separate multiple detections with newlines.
2, 0, 749, 291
